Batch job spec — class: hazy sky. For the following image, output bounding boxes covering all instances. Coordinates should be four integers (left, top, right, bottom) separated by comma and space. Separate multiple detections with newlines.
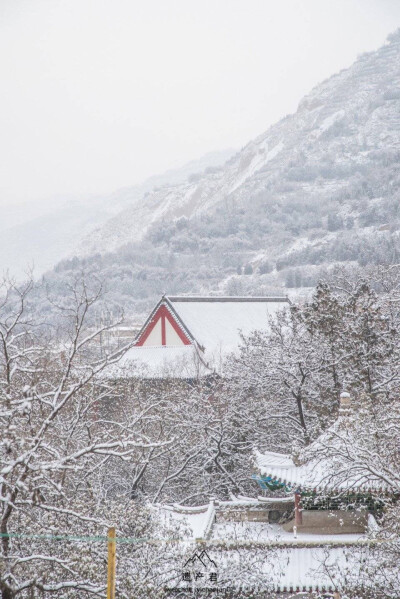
1, 0, 400, 208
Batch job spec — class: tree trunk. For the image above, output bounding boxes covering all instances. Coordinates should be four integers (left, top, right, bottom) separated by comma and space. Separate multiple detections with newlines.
1, 585, 13, 599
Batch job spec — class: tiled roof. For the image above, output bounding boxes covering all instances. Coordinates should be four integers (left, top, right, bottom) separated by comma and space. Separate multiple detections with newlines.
254, 443, 394, 494
160, 499, 371, 593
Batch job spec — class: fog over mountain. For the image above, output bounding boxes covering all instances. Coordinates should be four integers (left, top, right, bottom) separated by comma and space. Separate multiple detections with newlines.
41, 30, 400, 317
0, 149, 233, 277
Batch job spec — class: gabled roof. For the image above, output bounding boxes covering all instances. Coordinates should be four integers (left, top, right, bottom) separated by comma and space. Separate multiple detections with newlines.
134, 297, 195, 348
109, 295, 289, 379
134, 295, 288, 350
166, 296, 288, 358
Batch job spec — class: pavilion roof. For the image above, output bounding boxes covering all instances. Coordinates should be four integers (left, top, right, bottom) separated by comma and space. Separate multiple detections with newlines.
254, 411, 395, 495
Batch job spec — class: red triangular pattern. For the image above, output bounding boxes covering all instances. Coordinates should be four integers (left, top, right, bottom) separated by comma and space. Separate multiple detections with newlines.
135, 305, 191, 346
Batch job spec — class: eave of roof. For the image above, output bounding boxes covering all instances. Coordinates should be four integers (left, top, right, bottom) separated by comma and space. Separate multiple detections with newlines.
253, 450, 394, 495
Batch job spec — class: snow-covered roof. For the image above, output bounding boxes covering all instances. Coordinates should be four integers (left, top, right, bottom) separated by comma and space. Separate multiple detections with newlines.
256, 451, 295, 470
109, 295, 289, 379
254, 414, 395, 493
252, 545, 365, 593
255, 450, 387, 494
158, 498, 371, 593
254, 449, 337, 492
106, 345, 210, 379
166, 296, 288, 372
162, 498, 369, 545
168, 296, 288, 352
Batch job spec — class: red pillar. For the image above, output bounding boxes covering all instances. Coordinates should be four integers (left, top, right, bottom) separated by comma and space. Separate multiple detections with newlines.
294, 492, 303, 526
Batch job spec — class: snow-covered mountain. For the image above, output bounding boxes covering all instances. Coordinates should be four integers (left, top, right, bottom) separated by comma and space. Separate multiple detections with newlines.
0, 149, 234, 277
80, 30, 400, 257
45, 30, 400, 316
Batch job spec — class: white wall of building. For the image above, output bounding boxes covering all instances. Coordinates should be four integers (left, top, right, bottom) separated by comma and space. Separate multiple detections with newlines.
142, 318, 162, 346
165, 318, 185, 346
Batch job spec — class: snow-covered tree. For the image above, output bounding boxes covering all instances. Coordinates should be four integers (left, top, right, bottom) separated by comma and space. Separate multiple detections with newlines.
0, 276, 172, 598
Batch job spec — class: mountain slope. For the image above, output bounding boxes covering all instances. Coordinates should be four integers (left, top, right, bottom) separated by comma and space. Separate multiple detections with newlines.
78, 149, 236, 257
0, 149, 234, 277
46, 30, 400, 317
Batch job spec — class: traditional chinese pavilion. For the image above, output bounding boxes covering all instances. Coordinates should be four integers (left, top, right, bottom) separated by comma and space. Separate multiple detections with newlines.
160, 393, 392, 596
253, 392, 393, 534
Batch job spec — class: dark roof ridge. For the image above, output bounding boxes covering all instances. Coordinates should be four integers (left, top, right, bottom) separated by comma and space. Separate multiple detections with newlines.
162, 298, 199, 347
167, 295, 289, 303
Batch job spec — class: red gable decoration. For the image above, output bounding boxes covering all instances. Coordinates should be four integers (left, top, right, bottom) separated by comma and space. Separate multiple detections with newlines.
135, 304, 192, 347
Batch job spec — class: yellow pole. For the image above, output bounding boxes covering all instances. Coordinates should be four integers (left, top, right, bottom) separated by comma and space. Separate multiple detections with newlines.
107, 527, 116, 599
